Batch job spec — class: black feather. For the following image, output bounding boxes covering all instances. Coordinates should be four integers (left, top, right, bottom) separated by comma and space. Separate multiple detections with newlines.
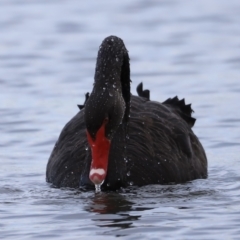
77, 92, 89, 110
163, 96, 196, 127
136, 82, 150, 100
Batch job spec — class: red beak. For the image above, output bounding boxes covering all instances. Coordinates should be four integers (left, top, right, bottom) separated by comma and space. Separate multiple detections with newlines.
87, 121, 111, 185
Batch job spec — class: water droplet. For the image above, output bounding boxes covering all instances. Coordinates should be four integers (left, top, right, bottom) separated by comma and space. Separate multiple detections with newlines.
164, 159, 167, 162
85, 146, 89, 150
65, 166, 68, 169
107, 183, 110, 187
113, 83, 116, 88
127, 171, 130, 177
126, 134, 130, 139
116, 57, 119, 62
109, 92, 113, 97
103, 87, 106, 91
129, 181, 133, 186
142, 122, 145, 125
95, 184, 101, 192
71, 172, 73, 174
111, 38, 114, 41
124, 157, 128, 163
158, 162, 160, 165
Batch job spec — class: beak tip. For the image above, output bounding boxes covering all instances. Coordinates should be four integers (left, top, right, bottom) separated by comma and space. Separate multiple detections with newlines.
89, 168, 106, 185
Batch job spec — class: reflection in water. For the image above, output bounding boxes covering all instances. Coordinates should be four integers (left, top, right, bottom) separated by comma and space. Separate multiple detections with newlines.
83, 183, 213, 231
87, 192, 132, 214
85, 192, 142, 229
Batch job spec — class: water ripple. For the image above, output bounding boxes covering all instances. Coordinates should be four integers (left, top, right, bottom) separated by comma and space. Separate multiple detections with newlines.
0, 0, 240, 239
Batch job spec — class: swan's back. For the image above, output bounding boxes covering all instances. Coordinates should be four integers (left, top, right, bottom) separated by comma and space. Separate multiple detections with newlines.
124, 95, 207, 186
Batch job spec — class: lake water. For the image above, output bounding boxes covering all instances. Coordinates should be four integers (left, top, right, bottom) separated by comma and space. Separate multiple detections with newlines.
1, 0, 240, 239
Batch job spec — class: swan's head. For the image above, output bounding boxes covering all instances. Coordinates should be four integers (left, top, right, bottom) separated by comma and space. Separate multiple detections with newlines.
84, 36, 130, 186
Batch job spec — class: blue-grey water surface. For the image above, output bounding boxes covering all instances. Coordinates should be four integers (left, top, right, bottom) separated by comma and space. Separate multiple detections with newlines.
1, 0, 240, 239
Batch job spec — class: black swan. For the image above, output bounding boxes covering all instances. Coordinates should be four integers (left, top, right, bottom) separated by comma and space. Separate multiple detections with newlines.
46, 36, 207, 190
